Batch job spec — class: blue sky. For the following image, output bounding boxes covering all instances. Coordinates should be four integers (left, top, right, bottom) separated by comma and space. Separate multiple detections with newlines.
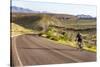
12, 0, 96, 17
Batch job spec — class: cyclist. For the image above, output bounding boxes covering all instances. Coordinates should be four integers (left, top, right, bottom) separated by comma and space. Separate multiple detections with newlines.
76, 32, 83, 49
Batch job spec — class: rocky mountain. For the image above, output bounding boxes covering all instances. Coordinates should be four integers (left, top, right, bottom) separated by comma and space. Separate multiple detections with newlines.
76, 14, 95, 19
11, 6, 40, 13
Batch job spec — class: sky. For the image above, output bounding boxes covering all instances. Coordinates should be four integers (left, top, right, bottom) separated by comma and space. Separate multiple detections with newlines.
12, 0, 97, 17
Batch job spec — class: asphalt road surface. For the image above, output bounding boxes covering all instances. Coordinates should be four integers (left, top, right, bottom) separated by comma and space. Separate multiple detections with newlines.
11, 34, 96, 67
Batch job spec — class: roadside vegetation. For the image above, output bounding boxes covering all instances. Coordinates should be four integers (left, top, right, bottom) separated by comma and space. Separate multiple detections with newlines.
39, 26, 96, 52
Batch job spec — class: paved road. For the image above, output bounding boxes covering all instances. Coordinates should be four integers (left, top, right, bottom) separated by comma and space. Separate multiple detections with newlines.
11, 34, 96, 67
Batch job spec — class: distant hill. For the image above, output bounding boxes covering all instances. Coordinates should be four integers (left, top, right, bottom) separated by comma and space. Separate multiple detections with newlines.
76, 14, 96, 19
48, 13, 77, 21
11, 13, 66, 32
11, 6, 50, 13
11, 6, 40, 13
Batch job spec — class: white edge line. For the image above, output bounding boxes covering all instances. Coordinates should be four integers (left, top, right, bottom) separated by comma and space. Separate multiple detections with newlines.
13, 36, 23, 66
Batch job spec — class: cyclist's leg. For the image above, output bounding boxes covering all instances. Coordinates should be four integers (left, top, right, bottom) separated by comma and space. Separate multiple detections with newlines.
79, 42, 83, 49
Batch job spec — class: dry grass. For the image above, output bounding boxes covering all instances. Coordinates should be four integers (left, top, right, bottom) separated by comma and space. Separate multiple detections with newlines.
11, 23, 39, 37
